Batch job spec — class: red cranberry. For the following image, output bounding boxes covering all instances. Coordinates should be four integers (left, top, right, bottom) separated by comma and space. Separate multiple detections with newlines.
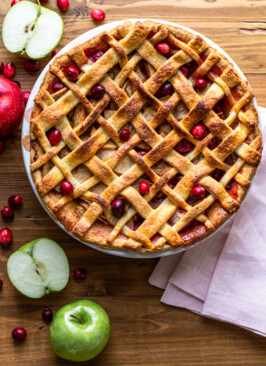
42, 309, 53, 322
11, 0, 22, 6
12, 327, 26, 341
0, 62, 4, 72
208, 137, 218, 150
111, 198, 125, 218
192, 124, 206, 139
93, 51, 104, 61
22, 91, 31, 105
196, 78, 207, 89
133, 214, 143, 230
65, 66, 79, 81
170, 174, 183, 185
162, 82, 173, 96
139, 181, 150, 195
191, 186, 206, 199
53, 82, 65, 92
24, 59, 40, 72
8, 195, 23, 206
175, 139, 194, 154
12, 80, 20, 88
168, 182, 175, 189
91, 84, 105, 99
61, 180, 73, 195
52, 49, 59, 58
0, 279, 3, 289
57, 0, 69, 11
138, 150, 148, 157
155, 88, 164, 99
90, 9, 105, 22
180, 65, 189, 77
0, 141, 4, 153
49, 130, 62, 145
74, 268, 87, 280
4, 62, 16, 78
0, 228, 12, 246
156, 43, 170, 55
1, 206, 14, 219
211, 169, 224, 181
119, 128, 131, 142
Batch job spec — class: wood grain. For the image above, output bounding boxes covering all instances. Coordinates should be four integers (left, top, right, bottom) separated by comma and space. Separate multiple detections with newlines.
1, 0, 266, 365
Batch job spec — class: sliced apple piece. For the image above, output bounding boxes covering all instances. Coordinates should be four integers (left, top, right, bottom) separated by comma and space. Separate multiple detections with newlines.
2, 1, 64, 60
7, 238, 69, 299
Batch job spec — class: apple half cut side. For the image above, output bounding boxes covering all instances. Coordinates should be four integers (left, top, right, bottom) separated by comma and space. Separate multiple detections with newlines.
2, 1, 64, 60
7, 238, 69, 299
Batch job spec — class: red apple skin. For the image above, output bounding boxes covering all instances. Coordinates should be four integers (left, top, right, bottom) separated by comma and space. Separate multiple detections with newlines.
0, 76, 25, 137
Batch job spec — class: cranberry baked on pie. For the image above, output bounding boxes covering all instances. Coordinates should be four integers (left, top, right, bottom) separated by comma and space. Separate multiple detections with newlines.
30, 20, 262, 253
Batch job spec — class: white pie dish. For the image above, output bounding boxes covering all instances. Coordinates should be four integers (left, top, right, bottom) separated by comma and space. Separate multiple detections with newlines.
21, 19, 260, 258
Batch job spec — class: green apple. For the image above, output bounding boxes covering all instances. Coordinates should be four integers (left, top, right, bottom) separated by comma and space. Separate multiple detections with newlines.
2, 1, 64, 59
50, 300, 111, 362
7, 238, 69, 299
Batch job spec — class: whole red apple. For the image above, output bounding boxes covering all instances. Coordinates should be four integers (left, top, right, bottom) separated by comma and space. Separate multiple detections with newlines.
0, 76, 25, 137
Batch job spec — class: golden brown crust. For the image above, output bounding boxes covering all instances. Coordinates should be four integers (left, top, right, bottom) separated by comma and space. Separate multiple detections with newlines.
30, 20, 262, 253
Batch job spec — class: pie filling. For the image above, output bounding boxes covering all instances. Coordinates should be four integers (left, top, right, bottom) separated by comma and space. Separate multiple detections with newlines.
30, 21, 262, 252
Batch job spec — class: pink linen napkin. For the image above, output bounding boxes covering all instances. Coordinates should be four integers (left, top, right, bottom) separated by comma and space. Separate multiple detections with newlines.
149, 106, 266, 336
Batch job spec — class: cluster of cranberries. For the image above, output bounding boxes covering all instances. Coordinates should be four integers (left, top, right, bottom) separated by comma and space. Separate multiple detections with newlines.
88, 50, 104, 63
12, 307, 54, 341
168, 174, 183, 189
11, 1, 107, 23
0, 61, 32, 105
11, 0, 70, 11
11, 2, 107, 18
0, 195, 23, 247
0, 196, 22, 304
1, 59, 41, 78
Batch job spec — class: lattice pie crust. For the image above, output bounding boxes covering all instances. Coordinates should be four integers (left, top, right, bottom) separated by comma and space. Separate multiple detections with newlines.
30, 21, 262, 253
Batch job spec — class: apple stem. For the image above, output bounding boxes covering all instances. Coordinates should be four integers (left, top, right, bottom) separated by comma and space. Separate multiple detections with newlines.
36, 0, 41, 16
70, 314, 84, 324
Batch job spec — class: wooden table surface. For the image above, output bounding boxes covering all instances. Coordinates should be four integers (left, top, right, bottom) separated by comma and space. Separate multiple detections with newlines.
1, 0, 266, 365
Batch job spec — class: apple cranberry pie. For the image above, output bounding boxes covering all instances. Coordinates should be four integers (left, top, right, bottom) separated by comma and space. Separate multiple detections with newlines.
30, 20, 262, 253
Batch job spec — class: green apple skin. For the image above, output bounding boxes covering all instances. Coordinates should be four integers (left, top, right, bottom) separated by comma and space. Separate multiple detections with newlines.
50, 300, 111, 362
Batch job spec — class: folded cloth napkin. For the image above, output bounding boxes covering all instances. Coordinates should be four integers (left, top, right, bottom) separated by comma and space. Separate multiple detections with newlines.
149, 106, 266, 337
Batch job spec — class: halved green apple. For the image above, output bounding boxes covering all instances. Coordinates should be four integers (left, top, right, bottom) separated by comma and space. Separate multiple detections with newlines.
2, 1, 64, 59
7, 238, 69, 299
